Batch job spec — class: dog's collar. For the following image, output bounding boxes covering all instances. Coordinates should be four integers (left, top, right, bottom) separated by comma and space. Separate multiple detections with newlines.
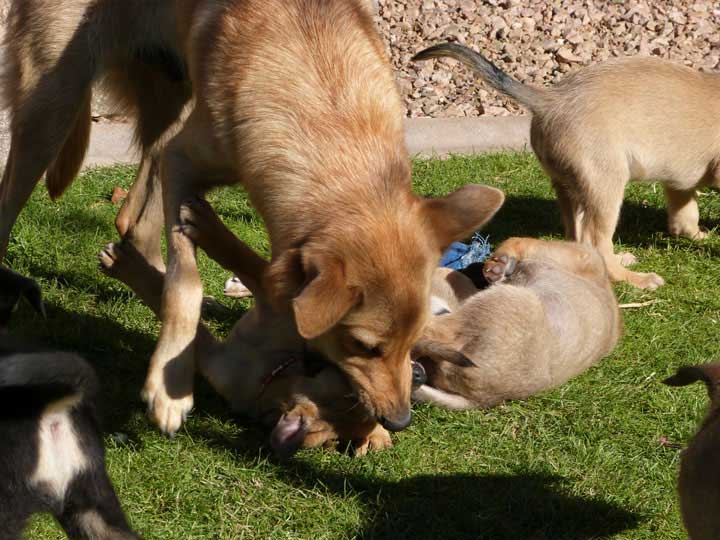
257, 355, 301, 399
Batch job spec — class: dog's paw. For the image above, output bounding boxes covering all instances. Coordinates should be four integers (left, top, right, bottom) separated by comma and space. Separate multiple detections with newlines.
693, 227, 710, 241
178, 197, 219, 246
616, 251, 638, 267
98, 241, 139, 279
482, 254, 517, 283
352, 425, 393, 457
141, 379, 193, 436
628, 271, 665, 291
224, 276, 253, 298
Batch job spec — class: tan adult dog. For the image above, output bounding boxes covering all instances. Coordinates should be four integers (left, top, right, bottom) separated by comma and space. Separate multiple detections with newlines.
412, 238, 622, 409
142, 1, 503, 434
1, 1, 503, 435
664, 363, 720, 540
413, 43, 720, 290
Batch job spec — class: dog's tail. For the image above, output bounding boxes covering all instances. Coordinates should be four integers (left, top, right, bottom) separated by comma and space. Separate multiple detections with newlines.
0, 351, 98, 408
412, 43, 548, 113
45, 91, 92, 201
664, 362, 720, 404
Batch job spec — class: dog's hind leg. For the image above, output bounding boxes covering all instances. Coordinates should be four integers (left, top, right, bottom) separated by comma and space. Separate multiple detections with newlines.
665, 186, 708, 240
111, 66, 191, 273
551, 176, 580, 241
0, 69, 95, 261
580, 173, 664, 289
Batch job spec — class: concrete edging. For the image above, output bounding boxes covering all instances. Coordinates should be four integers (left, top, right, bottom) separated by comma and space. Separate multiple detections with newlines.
0, 115, 533, 170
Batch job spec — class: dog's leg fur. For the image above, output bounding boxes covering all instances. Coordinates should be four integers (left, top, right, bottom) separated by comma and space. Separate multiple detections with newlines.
665, 186, 707, 240
412, 384, 478, 410
0, 55, 95, 260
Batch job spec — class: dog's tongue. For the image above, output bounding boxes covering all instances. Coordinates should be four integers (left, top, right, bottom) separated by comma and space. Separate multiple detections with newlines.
270, 414, 306, 459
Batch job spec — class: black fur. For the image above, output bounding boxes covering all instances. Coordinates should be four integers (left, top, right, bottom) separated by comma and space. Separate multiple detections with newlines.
0, 351, 138, 540
0, 266, 45, 329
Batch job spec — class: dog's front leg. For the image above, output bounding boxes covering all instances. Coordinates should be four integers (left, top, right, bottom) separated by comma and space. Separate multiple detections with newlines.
142, 137, 205, 435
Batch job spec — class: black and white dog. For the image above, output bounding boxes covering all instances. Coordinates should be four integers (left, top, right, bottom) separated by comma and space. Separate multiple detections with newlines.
0, 267, 138, 540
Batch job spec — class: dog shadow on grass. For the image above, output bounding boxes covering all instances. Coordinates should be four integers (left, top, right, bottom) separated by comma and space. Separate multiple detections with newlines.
482, 194, 668, 248
283, 466, 639, 540
186, 417, 639, 540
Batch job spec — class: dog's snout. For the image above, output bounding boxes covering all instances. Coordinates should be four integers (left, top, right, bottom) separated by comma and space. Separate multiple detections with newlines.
378, 411, 412, 432
411, 360, 427, 389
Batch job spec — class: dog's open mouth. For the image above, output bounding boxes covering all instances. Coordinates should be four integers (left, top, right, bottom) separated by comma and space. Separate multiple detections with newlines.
270, 414, 307, 459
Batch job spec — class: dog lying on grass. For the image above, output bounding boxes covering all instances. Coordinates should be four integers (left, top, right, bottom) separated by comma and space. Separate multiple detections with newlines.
664, 363, 720, 540
100, 199, 396, 458
414, 43, 720, 290
412, 238, 622, 410
0, 267, 138, 540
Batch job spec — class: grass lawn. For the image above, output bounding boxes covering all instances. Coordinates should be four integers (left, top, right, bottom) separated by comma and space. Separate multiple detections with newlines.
6, 152, 718, 540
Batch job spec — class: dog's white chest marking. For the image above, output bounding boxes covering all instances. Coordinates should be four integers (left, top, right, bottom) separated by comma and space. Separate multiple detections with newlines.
31, 396, 88, 500
430, 295, 452, 316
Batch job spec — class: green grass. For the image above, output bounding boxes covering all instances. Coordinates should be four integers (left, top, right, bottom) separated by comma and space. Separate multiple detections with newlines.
7, 152, 718, 539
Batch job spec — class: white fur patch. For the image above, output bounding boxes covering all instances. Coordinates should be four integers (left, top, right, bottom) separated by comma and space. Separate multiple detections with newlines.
30, 395, 88, 500
430, 295, 452, 316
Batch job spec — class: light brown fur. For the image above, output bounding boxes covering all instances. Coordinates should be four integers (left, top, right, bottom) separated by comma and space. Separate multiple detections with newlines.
664, 362, 720, 540
1, 0, 191, 272
1, 1, 503, 435
414, 43, 720, 290
412, 238, 622, 410
141, 0, 504, 434
99, 198, 389, 457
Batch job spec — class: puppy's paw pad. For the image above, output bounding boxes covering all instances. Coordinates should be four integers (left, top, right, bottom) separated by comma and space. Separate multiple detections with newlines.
483, 254, 517, 283
224, 276, 253, 298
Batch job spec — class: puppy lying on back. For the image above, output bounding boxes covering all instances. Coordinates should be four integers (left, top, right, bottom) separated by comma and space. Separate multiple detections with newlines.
100, 200, 392, 458
414, 43, 720, 290
664, 363, 720, 540
412, 238, 622, 409
0, 268, 138, 540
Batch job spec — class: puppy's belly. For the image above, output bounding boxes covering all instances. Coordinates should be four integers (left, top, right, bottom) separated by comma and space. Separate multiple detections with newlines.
30, 396, 88, 500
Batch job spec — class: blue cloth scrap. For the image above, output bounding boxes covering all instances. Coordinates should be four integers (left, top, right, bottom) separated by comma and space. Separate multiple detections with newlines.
440, 233, 492, 270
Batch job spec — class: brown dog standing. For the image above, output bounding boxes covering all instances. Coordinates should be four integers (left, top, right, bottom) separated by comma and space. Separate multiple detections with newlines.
414, 43, 720, 290
413, 238, 622, 409
1, 1, 503, 435
142, 0, 504, 434
664, 363, 720, 540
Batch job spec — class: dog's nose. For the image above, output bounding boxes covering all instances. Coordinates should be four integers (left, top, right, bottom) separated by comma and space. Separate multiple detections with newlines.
378, 411, 412, 432
411, 360, 427, 389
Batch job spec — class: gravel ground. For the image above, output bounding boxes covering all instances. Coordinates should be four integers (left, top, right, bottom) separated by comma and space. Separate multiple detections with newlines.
375, 0, 720, 117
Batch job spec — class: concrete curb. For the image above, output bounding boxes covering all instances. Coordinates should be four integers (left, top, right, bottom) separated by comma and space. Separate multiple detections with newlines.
405, 116, 531, 157
0, 115, 533, 170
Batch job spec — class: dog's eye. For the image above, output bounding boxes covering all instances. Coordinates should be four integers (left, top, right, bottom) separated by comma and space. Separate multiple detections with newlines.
351, 338, 382, 357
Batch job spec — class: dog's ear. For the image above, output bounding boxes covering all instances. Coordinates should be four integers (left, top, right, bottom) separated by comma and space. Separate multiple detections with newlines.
292, 252, 360, 339
0, 268, 46, 328
412, 339, 475, 367
664, 363, 720, 402
423, 184, 504, 251
266, 249, 360, 339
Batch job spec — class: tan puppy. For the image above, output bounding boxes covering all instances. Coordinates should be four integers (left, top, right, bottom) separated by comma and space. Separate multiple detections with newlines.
140, 0, 504, 434
413, 43, 720, 290
99, 198, 391, 457
412, 238, 622, 409
664, 363, 720, 540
